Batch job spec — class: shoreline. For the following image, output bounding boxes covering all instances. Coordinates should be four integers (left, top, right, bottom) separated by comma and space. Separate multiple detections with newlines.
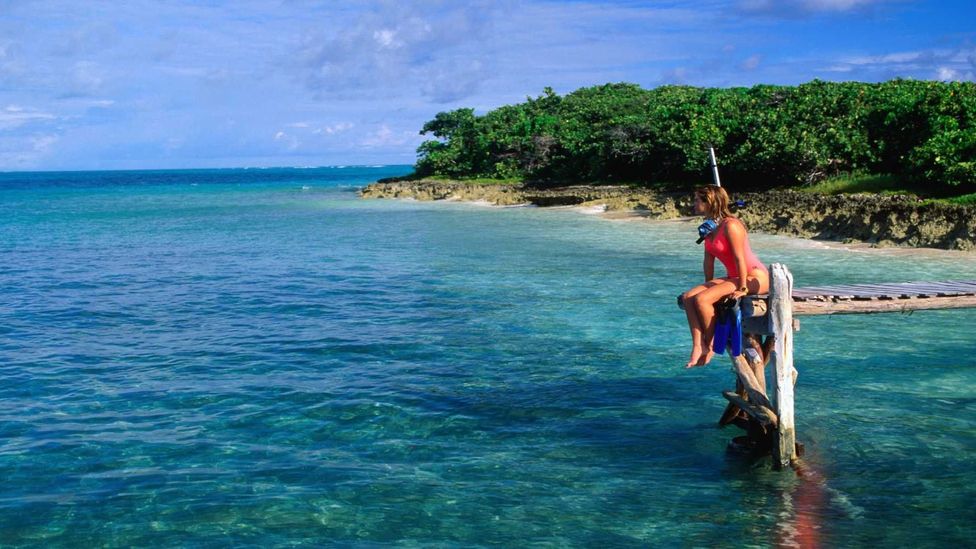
595, 210, 976, 260
360, 180, 976, 252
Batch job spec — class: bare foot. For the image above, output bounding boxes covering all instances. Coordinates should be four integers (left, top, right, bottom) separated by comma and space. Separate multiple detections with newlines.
686, 346, 704, 368
694, 350, 715, 367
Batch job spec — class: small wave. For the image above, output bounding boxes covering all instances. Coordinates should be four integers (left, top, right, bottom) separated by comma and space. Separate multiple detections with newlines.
444, 199, 533, 209
575, 204, 608, 215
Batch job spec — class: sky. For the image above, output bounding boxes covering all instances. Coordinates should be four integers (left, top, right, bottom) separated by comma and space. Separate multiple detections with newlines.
1, 0, 974, 171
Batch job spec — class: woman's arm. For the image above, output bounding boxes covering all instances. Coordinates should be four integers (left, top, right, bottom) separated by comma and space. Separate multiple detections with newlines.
703, 250, 715, 282
726, 219, 749, 294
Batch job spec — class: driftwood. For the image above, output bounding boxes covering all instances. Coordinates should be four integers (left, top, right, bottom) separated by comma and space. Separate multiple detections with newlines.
721, 333, 780, 450
718, 372, 747, 427
720, 390, 750, 421
729, 354, 773, 410
749, 334, 774, 392
722, 391, 778, 429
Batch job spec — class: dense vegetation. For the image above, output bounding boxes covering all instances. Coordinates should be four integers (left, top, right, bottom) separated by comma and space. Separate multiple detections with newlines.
413, 80, 976, 192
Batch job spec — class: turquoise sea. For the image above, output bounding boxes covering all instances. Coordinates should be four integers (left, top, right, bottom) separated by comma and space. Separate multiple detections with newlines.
1, 167, 975, 547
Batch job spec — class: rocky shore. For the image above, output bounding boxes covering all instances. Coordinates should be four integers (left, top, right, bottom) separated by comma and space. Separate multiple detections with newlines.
361, 180, 976, 251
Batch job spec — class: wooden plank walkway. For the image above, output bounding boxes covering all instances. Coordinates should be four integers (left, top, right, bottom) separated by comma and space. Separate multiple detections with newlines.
790, 280, 976, 315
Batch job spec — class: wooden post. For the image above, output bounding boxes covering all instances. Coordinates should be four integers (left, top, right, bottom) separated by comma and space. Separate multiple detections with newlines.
769, 263, 796, 469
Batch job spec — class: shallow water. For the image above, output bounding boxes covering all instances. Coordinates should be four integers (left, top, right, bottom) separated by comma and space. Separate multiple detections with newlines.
1, 168, 974, 546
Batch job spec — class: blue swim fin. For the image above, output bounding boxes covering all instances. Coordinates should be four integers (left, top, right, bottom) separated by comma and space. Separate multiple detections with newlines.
712, 299, 731, 355
711, 297, 743, 357
713, 317, 728, 354
729, 299, 743, 357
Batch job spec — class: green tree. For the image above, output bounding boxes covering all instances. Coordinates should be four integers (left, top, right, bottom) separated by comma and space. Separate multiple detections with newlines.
410, 79, 976, 192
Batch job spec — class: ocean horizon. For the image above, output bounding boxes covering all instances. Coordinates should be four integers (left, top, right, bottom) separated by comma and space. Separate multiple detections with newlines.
1, 166, 975, 546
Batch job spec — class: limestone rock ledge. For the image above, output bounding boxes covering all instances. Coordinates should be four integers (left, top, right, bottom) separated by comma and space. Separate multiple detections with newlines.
361, 180, 976, 251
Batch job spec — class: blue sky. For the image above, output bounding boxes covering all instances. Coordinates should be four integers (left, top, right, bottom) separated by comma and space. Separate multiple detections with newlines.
1, 0, 973, 171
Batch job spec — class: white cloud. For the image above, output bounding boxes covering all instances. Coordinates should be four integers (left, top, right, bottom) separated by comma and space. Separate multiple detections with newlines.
804, 0, 878, 10
0, 105, 56, 130
31, 134, 59, 152
737, 0, 889, 17
164, 137, 185, 152
54, 98, 117, 112
845, 51, 922, 65
0, 132, 59, 169
421, 59, 485, 104
274, 130, 300, 150
299, 2, 499, 102
823, 45, 976, 81
0, 40, 25, 77
69, 61, 106, 95
741, 54, 762, 71
315, 122, 354, 135
936, 67, 959, 80
373, 29, 401, 49
935, 66, 975, 82
661, 67, 689, 84
361, 124, 418, 148
362, 124, 394, 147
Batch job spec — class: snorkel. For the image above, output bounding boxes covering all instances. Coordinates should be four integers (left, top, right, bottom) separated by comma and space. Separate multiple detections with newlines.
708, 146, 722, 189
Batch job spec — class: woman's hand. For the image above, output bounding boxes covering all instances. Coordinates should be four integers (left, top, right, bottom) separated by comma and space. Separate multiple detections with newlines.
730, 287, 749, 300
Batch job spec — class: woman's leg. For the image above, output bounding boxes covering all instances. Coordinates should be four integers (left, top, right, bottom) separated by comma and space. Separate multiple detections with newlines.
683, 282, 719, 367
689, 279, 738, 367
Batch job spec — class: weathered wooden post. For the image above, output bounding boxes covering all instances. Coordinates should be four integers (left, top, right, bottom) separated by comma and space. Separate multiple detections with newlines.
769, 263, 796, 469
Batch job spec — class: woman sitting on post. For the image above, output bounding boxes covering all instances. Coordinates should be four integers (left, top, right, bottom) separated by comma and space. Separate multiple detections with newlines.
683, 185, 769, 368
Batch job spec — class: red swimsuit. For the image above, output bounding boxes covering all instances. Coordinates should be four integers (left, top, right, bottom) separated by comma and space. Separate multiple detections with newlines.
703, 218, 766, 279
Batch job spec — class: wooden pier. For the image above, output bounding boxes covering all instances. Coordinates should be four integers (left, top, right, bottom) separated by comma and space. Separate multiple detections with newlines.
682, 268, 976, 469
791, 280, 976, 315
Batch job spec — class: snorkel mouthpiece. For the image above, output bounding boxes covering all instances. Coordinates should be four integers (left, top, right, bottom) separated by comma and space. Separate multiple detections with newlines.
696, 219, 719, 244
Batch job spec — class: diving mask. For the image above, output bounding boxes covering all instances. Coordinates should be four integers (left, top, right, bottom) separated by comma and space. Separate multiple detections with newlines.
696, 219, 719, 244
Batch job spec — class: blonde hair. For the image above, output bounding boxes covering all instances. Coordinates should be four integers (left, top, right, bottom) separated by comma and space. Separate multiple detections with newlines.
695, 185, 733, 220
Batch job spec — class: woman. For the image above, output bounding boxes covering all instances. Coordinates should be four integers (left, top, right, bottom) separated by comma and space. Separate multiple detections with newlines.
683, 185, 768, 368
